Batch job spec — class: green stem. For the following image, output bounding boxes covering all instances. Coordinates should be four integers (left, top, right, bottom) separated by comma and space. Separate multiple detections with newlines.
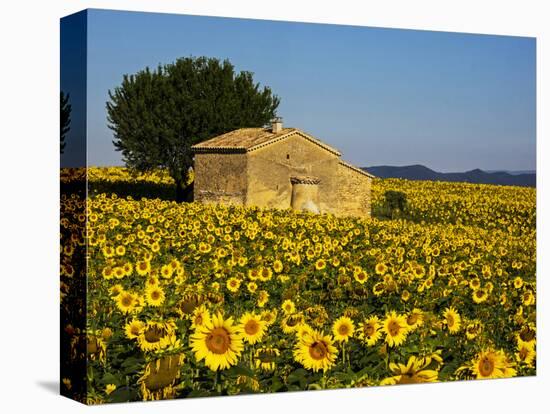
214, 370, 221, 394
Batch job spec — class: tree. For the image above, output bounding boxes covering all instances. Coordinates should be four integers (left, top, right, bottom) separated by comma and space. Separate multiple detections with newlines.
60, 91, 71, 154
383, 190, 408, 219
106, 56, 280, 201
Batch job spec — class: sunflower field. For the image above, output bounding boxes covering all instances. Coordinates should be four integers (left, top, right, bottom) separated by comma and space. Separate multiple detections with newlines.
60, 167, 536, 404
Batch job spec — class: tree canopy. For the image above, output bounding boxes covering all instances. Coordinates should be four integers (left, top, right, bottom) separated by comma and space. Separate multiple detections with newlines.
106, 56, 280, 201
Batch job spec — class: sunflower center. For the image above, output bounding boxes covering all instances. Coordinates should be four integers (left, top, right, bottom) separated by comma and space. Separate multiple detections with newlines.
121, 295, 133, 307
407, 314, 418, 325
519, 348, 528, 359
338, 325, 350, 335
206, 327, 231, 354
144, 326, 166, 343
130, 325, 141, 336
195, 315, 203, 325
364, 324, 375, 336
287, 317, 300, 327
151, 291, 160, 300
479, 356, 495, 377
309, 341, 328, 360
180, 299, 198, 315
244, 320, 260, 335
520, 328, 535, 342
388, 320, 401, 336
446, 315, 455, 327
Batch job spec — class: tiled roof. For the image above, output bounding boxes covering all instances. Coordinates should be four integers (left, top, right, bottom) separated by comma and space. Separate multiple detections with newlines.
339, 160, 375, 178
191, 127, 341, 156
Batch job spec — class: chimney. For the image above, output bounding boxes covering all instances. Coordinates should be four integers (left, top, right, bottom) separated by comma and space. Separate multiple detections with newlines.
271, 117, 283, 133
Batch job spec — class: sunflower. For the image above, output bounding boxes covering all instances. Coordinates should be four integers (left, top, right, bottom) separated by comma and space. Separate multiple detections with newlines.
226, 277, 241, 293
382, 311, 408, 347
406, 308, 424, 331
145, 285, 165, 307
102, 245, 115, 258
273, 260, 283, 273
373, 282, 385, 296
517, 325, 536, 345
145, 275, 159, 289
113, 266, 125, 279
465, 320, 482, 340
472, 288, 488, 304
281, 314, 305, 334
123, 262, 133, 276
190, 305, 211, 330
295, 323, 315, 341
257, 290, 269, 307
105, 384, 117, 395
332, 316, 355, 342
102, 266, 114, 280
115, 291, 137, 314
239, 312, 267, 344
375, 262, 388, 275
175, 294, 201, 318
138, 354, 185, 401
469, 277, 481, 290
293, 329, 338, 372
315, 258, 327, 271
248, 268, 260, 280
136, 260, 151, 276
353, 269, 368, 284
137, 321, 177, 352
125, 319, 144, 339
513, 276, 524, 289
260, 309, 278, 326
86, 334, 107, 363
443, 306, 462, 334
247, 282, 258, 293
259, 267, 273, 282
281, 299, 296, 315
471, 349, 516, 379
358, 316, 382, 346
515, 341, 536, 367
109, 284, 123, 296
190, 313, 244, 371
255, 347, 280, 372
522, 290, 535, 306
160, 264, 173, 279
381, 355, 439, 385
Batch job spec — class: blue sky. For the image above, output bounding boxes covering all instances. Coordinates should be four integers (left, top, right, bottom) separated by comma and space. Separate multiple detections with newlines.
64, 9, 536, 172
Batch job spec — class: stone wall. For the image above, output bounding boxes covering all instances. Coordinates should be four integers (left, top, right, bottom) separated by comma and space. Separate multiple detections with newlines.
192, 132, 372, 218
193, 152, 247, 205
335, 162, 372, 217
246, 133, 340, 212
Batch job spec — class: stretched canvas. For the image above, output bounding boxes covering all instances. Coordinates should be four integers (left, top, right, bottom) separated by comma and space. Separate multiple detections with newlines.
60, 9, 536, 404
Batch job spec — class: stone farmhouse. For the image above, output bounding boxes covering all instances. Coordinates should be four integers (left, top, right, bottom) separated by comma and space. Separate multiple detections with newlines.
191, 119, 373, 217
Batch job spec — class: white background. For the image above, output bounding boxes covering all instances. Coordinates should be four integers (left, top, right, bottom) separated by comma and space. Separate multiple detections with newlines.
0, 0, 547, 412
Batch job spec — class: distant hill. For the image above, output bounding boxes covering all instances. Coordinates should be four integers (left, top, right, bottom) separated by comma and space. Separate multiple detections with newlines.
485, 169, 536, 176
363, 164, 536, 187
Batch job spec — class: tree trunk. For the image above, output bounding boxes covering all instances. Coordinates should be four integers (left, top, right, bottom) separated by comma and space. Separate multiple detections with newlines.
175, 180, 193, 203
